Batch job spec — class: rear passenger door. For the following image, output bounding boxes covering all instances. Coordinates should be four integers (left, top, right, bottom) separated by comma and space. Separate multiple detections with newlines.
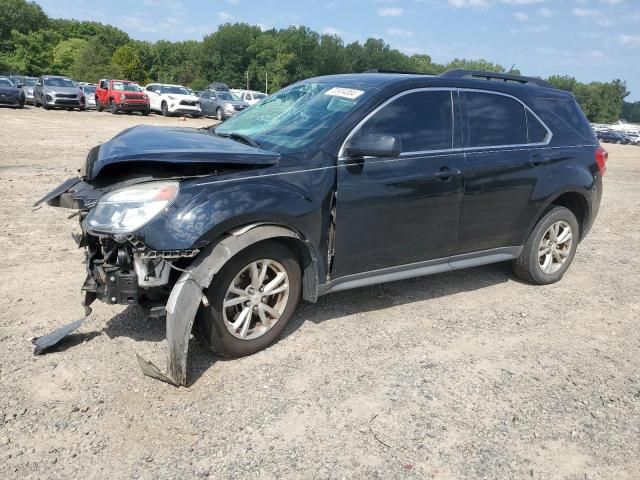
334, 89, 466, 277
455, 90, 551, 255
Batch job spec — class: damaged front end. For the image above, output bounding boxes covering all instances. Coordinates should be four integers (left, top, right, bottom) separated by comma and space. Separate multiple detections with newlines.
33, 124, 284, 386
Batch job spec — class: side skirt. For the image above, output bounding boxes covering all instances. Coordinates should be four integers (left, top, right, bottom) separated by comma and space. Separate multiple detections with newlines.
318, 246, 522, 296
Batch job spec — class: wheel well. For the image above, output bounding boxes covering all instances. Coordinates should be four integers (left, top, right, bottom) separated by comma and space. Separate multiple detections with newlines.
550, 192, 589, 239
263, 237, 319, 303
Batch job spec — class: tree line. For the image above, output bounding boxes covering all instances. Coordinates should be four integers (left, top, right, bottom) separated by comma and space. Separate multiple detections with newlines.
1, 0, 637, 123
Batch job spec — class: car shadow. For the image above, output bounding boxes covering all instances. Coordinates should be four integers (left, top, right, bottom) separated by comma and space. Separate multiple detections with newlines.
97, 261, 515, 386
282, 261, 515, 339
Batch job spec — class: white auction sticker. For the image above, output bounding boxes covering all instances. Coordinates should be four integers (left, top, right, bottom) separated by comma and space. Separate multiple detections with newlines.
324, 87, 365, 100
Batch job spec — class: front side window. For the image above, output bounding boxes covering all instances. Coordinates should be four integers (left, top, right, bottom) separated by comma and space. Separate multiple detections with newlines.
465, 92, 527, 147
352, 90, 453, 153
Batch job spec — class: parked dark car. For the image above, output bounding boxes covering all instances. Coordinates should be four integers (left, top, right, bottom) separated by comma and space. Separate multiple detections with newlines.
36, 70, 605, 386
199, 89, 249, 120
596, 129, 629, 144
34, 75, 85, 111
0, 76, 25, 108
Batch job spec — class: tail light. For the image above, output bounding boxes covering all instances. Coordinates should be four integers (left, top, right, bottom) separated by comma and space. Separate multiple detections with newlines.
595, 146, 608, 175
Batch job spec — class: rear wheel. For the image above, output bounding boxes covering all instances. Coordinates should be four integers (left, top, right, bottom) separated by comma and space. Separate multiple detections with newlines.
513, 206, 579, 285
200, 241, 301, 358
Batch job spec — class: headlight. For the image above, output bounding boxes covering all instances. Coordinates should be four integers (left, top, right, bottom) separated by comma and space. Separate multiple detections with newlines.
223, 103, 234, 111
120, 93, 126, 101
85, 181, 179, 234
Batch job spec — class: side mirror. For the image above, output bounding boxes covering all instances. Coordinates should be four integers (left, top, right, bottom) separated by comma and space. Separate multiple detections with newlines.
345, 134, 401, 158
14, 83, 23, 88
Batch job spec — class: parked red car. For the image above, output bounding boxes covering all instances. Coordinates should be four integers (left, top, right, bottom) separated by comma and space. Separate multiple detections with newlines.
96, 79, 150, 115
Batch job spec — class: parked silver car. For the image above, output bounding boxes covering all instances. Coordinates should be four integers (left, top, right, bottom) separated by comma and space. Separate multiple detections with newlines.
80, 84, 97, 109
34, 75, 85, 111
198, 89, 249, 120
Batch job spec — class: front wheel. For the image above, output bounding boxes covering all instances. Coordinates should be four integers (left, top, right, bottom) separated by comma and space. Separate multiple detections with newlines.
141, 109, 149, 116
199, 241, 301, 358
512, 206, 579, 285
216, 107, 223, 121
161, 101, 169, 117
109, 99, 118, 114
96, 98, 103, 112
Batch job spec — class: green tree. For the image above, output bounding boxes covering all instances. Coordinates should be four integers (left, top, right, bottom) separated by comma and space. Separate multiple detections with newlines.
547, 75, 578, 92
71, 39, 115, 82
622, 101, 640, 123
3, 29, 60, 75
247, 33, 294, 92
0, 0, 48, 52
112, 43, 147, 82
52, 37, 88, 76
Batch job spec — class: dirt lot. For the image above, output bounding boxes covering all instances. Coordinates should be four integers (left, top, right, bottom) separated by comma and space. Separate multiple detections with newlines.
0, 106, 638, 479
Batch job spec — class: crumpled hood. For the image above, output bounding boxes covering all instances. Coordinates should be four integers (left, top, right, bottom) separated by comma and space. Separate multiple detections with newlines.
82, 124, 279, 181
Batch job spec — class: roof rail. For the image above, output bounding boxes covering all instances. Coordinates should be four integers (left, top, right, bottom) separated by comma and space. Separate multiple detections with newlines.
363, 68, 430, 75
440, 69, 553, 89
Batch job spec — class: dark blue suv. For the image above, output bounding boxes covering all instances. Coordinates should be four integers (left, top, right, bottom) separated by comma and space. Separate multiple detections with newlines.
37, 70, 606, 385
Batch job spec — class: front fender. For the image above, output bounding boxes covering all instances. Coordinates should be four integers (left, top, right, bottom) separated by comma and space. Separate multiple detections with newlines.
136, 224, 303, 386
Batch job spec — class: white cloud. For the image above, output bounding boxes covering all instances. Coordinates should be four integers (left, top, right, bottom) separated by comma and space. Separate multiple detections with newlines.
323, 26, 341, 35
619, 34, 640, 45
377, 7, 404, 17
217, 11, 234, 21
385, 27, 414, 38
447, 0, 492, 7
514, 12, 529, 21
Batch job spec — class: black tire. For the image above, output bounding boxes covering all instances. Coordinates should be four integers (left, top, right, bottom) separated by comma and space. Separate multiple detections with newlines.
216, 107, 223, 121
512, 206, 580, 285
79, 106, 85, 111
199, 241, 301, 358
141, 109, 149, 116
109, 99, 118, 114
96, 98, 103, 112
42, 103, 51, 110
161, 101, 169, 117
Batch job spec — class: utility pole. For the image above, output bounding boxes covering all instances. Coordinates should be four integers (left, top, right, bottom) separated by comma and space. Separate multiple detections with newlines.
246, 71, 249, 90
265, 72, 268, 94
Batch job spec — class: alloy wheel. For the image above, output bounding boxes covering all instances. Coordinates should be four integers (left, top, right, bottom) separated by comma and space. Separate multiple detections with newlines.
222, 259, 290, 340
538, 220, 573, 275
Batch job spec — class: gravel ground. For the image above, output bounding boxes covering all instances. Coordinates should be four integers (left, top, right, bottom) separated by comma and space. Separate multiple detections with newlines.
0, 106, 639, 479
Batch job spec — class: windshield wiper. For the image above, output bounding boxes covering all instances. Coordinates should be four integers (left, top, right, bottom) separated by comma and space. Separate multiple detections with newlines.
216, 132, 261, 148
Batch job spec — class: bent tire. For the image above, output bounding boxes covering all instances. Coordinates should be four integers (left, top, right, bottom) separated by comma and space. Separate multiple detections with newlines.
513, 206, 579, 285
200, 241, 301, 358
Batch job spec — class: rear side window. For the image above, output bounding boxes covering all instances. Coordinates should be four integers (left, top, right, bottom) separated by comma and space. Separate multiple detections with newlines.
355, 90, 453, 152
526, 110, 549, 143
465, 92, 527, 147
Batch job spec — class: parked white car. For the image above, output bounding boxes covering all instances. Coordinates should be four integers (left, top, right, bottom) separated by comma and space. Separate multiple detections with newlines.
236, 89, 268, 105
144, 83, 202, 117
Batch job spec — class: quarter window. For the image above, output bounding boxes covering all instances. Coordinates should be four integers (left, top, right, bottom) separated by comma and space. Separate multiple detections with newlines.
465, 92, 527, 147
353, 90, 453, 153
526, 110, 548, 143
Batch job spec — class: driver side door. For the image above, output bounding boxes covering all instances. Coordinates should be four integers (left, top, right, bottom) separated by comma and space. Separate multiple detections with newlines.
333, 89, 466, 278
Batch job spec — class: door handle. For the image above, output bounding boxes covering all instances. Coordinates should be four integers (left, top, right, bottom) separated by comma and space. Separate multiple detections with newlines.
434, 167, 462, 180
529, 153, 552, 166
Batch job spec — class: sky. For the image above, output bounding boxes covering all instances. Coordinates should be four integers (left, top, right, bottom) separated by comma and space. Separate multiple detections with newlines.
36, 0, 640, 100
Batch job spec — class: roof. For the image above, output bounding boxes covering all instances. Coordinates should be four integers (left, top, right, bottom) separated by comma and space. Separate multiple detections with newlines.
304, 69, 571, 99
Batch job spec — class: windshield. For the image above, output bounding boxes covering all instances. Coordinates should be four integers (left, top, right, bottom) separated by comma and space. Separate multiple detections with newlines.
254, 93, 267, 99
44, 77, 75, 88
215, 82, 370, 151
163, 85, 189, 95
25, 78, 37, 86
83, 86, 96, 94
112, 81, 139, 92
0, 78, 13, 87
216, 91, 235, 101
